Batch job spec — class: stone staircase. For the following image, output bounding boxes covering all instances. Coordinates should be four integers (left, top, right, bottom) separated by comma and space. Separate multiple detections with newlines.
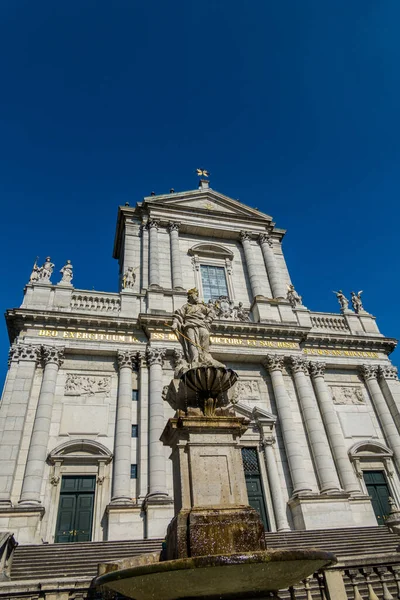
10, 526, 400, 582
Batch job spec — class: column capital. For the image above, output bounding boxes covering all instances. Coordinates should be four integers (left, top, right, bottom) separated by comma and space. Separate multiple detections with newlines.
308, 361, 326, 378
258, 233, 273, 247
147, 218, 159, 230
117, 350, 139, 370
42, 345, 65, 367
289, 355, 308, 375
359, 364, 379, 381
239, 230, 251, 243
168, 221, 180, 233
9, 343, 41, 364
264, 354, 285, 373
260, 435, 276, 448
146, 346, 166, 367
379, 365, 399, 381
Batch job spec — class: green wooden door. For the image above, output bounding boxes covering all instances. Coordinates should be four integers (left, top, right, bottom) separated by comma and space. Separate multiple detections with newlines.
55, 476, 96, 543
364, 471, 391, 525
241, 447, 270, 531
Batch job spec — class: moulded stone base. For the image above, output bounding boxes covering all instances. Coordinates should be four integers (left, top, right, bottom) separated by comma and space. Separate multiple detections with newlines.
163, 505, 266, 561
145, 503, 175, 539
289, 494, 374, 530
107, 504, 145, 540
0, 506, 44, 544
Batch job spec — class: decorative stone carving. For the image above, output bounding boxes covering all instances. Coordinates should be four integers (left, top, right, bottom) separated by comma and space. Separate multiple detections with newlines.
289, 356, 308, 374
379, 365, 399, 381
38, 257, 55, 283
122, 266, 136, 289
168, 222, 180, 233
330, 385, 365, 405
65, 374, 111, 397
260, 435, 276, 448
172, 349, 188, 378
351, 290, 364, 313
359, 364, 379, 381
210, 296, 251, 322
231, 380, 261, 404
97, 476, 105, 485
50, 475, 60, 486
264, 355, 285, 373
287, 284, 302, 308
333, 290, 349, 313
258, 233, 273, 248
59, 260, 73, 284
239, 231, 251, 243
171, 288, 223, 368
147, 219, 159, 230
146, 347, 166, 367
29, 259, 40, 283
117, 350, 139, 370
9, 343, 41, 364
308, 361, 326, 378
42, 346, 65, 367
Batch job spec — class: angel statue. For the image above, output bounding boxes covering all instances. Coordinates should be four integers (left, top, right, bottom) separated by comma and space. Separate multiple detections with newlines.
333, 290, 349, 313
122, 266, 136, 290
351, 291, 364, 313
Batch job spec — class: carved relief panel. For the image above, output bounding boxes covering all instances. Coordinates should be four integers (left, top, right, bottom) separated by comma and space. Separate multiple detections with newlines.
65, 374, 111, 397
330, 385, 365, 405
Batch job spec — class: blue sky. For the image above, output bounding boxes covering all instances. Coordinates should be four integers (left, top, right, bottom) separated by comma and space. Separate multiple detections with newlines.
1, 0, 399, 385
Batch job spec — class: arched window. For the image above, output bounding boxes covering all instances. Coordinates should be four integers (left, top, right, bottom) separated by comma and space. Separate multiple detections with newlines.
189, 243, 235, 302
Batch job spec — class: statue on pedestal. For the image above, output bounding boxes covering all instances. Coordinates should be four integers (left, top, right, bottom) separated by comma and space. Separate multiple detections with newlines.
29, 259, 40, 283
122, 266, 136, 290
287, 284, 302, 308
333, 290, 349, 312
351, 290, 364, 313
59, 260, 73, 284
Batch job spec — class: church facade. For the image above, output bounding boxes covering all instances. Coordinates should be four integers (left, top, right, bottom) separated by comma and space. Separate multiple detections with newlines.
1, 178, 399, 546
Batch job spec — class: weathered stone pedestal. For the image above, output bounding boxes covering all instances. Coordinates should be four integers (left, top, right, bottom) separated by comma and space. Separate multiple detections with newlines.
160, 416, 266, 559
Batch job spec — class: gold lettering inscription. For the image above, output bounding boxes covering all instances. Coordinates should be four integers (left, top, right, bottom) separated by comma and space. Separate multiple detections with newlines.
37, 328, 141, 344
303, 348, 379, 359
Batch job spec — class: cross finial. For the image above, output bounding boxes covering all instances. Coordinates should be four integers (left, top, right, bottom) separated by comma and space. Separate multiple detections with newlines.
196, 168, 209, 178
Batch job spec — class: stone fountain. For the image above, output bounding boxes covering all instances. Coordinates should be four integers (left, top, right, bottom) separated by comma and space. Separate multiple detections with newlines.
94, 289, 335, 599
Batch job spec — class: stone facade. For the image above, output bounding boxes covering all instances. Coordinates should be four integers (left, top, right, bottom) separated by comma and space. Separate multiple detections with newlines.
1, 179, 399, 545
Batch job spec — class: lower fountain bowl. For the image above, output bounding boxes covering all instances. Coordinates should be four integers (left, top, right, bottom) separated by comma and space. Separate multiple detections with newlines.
95, 549, 336, 600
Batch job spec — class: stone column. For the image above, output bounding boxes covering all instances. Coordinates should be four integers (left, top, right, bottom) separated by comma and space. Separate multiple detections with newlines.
111, 350, 138, 504
378, 366, 400, 433
308, 362, 360, 494
264, 355, 313, 495
258, 234, 286, 300
239, 231, 264, 299
148, 219, 160, 288
360, 365, 400, 470
290, 357, 341, 494
168, 222, 184, 290
19, 346, 64, 505
260, 435, 290, 531
146, 347, 169, 499
0, 344, 41, 506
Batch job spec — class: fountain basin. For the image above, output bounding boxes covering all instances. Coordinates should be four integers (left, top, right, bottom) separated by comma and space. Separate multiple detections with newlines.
182, 366, 238, 397
95, 549, 336, 600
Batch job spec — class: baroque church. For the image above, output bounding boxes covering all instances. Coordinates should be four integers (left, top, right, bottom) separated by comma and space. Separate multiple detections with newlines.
1, 177, 400, 595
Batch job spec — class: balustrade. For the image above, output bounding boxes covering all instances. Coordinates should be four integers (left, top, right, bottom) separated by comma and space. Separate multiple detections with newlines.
310, 313, 350, 332
71, 292, 121, 314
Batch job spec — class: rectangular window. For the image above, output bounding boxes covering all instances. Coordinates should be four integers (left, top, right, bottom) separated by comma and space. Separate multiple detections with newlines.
130, 464, 137, 479
200, 265, 228, 302
132, 390, 138, 401
131, 425, 138, 438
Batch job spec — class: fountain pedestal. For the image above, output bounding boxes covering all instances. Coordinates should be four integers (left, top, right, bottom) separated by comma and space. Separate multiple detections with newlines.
160, 416, 266, 560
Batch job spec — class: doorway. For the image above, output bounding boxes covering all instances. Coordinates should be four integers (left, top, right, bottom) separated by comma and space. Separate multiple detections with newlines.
363, 470, 391, 525
241, 447, 270, 530
55, 476, 96, 543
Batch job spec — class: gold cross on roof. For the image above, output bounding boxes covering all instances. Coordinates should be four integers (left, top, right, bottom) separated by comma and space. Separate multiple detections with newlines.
196, 168, 209, 178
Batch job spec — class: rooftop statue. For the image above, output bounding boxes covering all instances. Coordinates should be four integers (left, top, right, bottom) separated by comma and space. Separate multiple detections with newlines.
122, 266, 136, 289
287, 284, 302, 308
333, 289, 349, 313
59, 260, 73, 284
351, 290, 364, 313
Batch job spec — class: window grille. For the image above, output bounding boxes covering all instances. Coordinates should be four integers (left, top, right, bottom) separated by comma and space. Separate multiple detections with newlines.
200, 265, 228, 302
241, 447, 260, 475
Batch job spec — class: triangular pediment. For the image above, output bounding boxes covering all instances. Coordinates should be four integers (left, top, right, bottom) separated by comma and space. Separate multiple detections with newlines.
143, 188, 272, 222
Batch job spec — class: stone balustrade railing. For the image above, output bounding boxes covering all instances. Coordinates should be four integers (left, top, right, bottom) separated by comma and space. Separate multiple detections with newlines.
70, 291, 121, 314
310, 312, 350, 332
